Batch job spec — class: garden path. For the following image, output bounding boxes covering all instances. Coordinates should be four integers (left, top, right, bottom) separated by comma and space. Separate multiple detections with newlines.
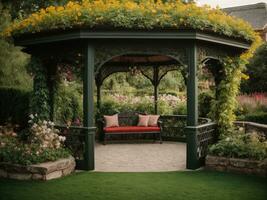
95, 142, 186, 172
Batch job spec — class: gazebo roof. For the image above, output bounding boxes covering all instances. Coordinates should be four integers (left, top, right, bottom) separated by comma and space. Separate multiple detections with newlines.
2, 0, 259, 47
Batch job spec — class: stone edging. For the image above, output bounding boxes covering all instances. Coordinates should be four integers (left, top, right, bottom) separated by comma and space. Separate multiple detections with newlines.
205, 155, 267, 177
0, 156, 75, 181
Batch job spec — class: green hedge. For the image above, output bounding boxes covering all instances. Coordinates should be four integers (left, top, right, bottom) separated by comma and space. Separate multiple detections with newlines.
237, 112, 267, 125
0, 87, 31, 126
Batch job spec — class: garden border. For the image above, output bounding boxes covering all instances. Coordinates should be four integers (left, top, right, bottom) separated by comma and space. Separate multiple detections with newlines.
205, 155, 267, 177
0, 156, 75, 181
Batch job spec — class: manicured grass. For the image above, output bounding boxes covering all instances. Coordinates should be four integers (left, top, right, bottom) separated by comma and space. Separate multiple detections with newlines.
0, 171, 266, 200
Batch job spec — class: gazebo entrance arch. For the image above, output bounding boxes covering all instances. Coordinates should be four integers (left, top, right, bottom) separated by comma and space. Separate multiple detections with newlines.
94, 49, 187, 114
15, 30, 250, 171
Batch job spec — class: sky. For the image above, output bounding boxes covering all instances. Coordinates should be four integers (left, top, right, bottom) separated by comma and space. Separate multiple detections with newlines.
197, 0, 267, 8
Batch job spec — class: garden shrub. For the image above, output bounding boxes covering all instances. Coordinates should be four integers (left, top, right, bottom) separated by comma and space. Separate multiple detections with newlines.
237, 112, 267, 125
209, 130, 267, 160
0, 115, 70, 165
199, 91, 214, 117
241, 43, 267, 93
0, 87, 31, 126
54, 82, 83, 124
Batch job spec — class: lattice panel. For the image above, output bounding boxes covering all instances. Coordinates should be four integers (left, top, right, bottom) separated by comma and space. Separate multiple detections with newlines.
57, 126, 85, 160
196, 123, 217, 159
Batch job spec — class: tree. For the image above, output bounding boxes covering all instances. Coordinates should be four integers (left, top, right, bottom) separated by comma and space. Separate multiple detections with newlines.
0, 3, 31, 89
241, 43, 267, 93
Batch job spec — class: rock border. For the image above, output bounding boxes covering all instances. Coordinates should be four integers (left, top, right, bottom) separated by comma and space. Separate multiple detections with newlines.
205, 155, 267, 177
0, 156, 75, 181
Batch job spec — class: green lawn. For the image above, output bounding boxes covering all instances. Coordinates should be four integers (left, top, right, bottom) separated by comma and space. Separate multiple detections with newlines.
0, 171, 266, 200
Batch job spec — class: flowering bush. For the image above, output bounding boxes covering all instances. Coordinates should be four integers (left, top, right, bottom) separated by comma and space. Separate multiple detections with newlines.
0, 114, 70, 165
209, 129, 267, 160
99, 94, 186, 115
237, 93, 267, 114
29, 114, 66, 149
2, 0, 259, 43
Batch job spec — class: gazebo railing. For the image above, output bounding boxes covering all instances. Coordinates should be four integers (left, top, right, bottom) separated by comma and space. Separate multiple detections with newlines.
234, 121, 267, 138
55, 125, 96, 170
185, 122, 217, 168
196, 122, 217, 162
160, 115, 212, 142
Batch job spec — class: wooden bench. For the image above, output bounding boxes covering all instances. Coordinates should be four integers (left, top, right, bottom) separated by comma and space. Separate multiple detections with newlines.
98, 112, 162, 145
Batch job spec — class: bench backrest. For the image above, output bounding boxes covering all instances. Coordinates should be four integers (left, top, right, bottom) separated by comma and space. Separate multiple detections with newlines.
118, 112, 141, 126
102, 111, 145, 126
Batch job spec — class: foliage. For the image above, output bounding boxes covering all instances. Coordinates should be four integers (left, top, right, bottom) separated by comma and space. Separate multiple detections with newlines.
54, 82, 83, 124
238, 112, 267, 125
1, 0, 70, 19
28, 57, 51, 120
2, 0, 259, 43
98, 94, 185, 115
0, 87, 31, 126
199, 91, 214, 117
209, 130, 267, 161
0, 115, 70, 165
237, 93, 267, 114
241, 43, 267, 93
0, 4, 32, 90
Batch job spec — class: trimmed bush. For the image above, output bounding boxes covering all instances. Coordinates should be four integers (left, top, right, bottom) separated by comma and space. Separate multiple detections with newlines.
238, 112, 267, 125
0, 87, 31, 126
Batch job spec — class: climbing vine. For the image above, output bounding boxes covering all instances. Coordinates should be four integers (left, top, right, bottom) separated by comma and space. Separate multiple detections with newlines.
211, 37, 262, 136
29, 57, 51, 120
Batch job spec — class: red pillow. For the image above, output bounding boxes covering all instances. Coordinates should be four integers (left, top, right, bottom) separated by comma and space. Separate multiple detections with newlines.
137, 114, 149, 127
104, 114, 119, 127
148, 115, 160, 127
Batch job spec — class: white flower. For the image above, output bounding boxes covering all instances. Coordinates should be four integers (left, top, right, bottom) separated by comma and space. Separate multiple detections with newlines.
29, 114, 34, 119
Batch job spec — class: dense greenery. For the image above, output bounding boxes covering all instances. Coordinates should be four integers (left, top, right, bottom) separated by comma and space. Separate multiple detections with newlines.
241, 43, 267, 93
0, 4, 32, 90
0, 87, 31, 126
29, 58, 51, 120
238, 112, 267, 125
209, 130, 267, 160
0, 171, 266, 200
3, 0, 258, 43
0, 117, 70, 165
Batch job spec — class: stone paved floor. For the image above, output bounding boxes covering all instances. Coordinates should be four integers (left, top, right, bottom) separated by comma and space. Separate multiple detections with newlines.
95, 142, 186, 172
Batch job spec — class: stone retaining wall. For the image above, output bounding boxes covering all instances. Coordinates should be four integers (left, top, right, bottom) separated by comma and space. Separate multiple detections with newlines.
0, 156, 75, 181
205, 155, 267, 177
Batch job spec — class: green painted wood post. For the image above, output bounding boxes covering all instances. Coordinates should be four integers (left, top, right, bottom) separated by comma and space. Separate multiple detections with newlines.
83, 44, 95, 171
186, 44, 199, 169
153, 66, 159, 114
96, 84, 101, 110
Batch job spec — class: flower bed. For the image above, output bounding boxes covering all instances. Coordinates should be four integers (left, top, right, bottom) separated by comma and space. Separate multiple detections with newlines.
206, 128, 267, 177
0, 115, 73, 180
206, 155, 267, 177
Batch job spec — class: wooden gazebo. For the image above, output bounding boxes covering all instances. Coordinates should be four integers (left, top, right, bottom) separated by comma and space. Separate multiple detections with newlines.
7, 1, 256, 171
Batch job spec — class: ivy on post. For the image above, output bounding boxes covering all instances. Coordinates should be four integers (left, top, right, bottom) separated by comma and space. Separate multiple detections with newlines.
186, 43, 199, 169
29, 57, 51, 120
83, 43, 95, 171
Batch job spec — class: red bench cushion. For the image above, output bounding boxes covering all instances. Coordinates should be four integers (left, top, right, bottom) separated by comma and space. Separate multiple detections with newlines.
104, 126, 160, 133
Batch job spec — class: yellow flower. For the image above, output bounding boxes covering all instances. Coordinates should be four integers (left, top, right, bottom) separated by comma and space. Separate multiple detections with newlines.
241, 73, 250, 80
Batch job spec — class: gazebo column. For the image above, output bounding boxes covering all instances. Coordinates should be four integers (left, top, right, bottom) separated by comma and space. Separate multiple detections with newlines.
96, 80, 102, 110
186, 44, 199, 169
83, 44, 95, 170
153, 66, 159, 114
